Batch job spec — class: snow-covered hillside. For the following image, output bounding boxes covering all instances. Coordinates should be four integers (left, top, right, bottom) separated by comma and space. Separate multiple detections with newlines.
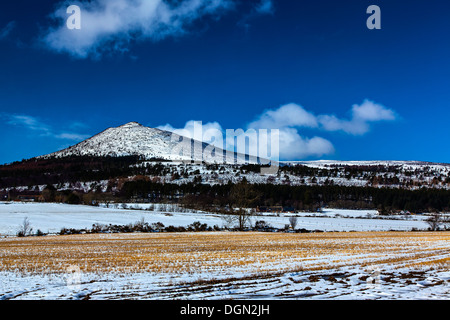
38, 122, 249, 164
39, 122, 204, 161
0, 122, 447, 197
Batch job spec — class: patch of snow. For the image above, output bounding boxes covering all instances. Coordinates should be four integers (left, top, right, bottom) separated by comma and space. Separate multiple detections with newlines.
0, 202, 430, 237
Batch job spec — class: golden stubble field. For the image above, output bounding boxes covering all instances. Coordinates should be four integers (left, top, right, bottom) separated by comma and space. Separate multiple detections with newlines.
1, 231, 450, 276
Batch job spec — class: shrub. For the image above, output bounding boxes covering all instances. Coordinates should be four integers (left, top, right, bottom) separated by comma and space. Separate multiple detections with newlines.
254, 220, 272, 231
151, 222, 165, 232
66, 192, 81, 204
35, 229, 45, 237
165, 225, 186, 232
188, 221, 208, 232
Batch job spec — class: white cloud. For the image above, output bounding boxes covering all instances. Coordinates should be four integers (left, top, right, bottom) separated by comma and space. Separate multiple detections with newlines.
68, 121, 90, 130
254, 0, 274, 15
352, 99, 396, 122
42, 0, 235, 59
158, 99, 397, 161
53, 132, 90, 140
248, 103, 318, 130
237, 0, 274, 31
247, 104, 333, 160
318, 99, 396, 135
6, 114, 51, 133
317, 114, 368, 135
3, 113, 89, 141
246, 100, 397, 159
277, 127, 335, 159
0, 21, 16, 40
157, 120, 224, 147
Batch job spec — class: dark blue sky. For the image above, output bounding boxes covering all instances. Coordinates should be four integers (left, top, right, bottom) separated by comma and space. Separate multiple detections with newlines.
0, 0, 449, 164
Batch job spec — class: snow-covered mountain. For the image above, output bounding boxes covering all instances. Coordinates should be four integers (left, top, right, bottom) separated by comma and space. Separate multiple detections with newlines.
37, 121, 449, 170
39, 122, 198, 161
39, 122, 248, 163
1, 121, 448, 193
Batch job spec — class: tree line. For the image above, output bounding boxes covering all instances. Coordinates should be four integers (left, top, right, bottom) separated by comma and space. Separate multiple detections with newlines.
120, 179, 450, 213
2, 156, 450, 213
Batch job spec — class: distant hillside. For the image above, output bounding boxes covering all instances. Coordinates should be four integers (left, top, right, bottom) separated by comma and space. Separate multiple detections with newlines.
1, 122, 449, 212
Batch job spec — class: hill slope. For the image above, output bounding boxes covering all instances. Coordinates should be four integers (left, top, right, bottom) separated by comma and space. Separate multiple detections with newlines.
39, 122, 252, 164
39, 122, 194, 161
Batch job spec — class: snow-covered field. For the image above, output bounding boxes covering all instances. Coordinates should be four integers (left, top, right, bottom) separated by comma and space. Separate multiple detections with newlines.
2, 266, 449, 300
1, 231, 449, 300
1, 202, 448, 300
0, 202, 430, 237
0, 202, 223, 236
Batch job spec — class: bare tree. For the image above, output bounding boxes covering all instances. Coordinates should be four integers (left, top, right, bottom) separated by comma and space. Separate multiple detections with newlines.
229, 180, 261, 231
221, 214, 236, 230
289, 216, 298, 230
17, 217, 33, 237
426, 213, 444, 231
444, 215, 450, 230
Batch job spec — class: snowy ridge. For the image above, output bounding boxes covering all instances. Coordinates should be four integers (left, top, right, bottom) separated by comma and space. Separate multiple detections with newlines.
26, 121, 449, 191
39, 122, 252, 164
282, 160, 450, 169
39, 122, 194, 161
38, 121, 448, 169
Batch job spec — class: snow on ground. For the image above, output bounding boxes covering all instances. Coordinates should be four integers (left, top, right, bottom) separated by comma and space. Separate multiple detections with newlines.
2, 266, 450, 300
0, 208, 448, 300
0, 202, 431, 236
0, 202, 223, 236
1, 248, 450, 300
0, 202, 431, 237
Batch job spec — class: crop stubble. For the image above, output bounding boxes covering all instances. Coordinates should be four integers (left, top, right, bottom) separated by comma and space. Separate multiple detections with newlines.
1, 231, 449, 275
